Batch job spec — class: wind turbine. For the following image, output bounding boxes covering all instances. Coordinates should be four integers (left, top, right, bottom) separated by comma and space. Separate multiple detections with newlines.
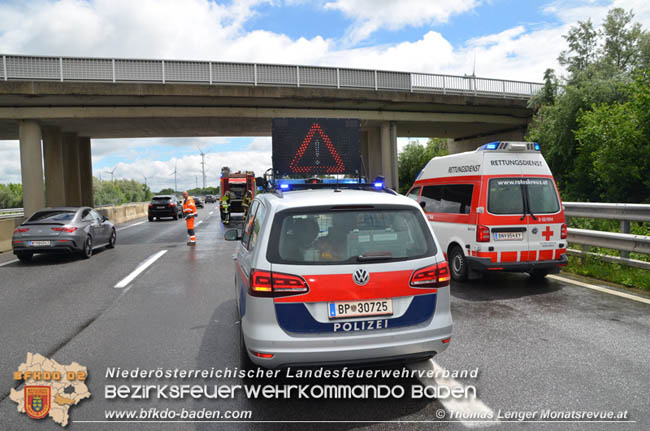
197, 146, 206, 190
170, 161, 178, 192
105, 166, 117, 182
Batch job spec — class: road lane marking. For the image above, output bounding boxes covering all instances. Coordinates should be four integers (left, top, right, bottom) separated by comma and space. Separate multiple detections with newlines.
549, 274, 650, 305
114, 250, 167, 289
0, 259, 18, 267
197, 220, 203, 226
117, 221, 146, 231
409, 359, 499, 428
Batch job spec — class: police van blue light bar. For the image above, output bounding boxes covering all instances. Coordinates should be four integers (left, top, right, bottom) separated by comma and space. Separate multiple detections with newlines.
479, 142, 499, 150
279, 183, 290, 190
373, 176, 385, 189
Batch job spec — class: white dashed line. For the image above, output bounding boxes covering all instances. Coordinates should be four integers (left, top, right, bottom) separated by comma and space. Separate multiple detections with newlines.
409, 359, 499, 428
114, 250, 167, 289
116, 221, 146, 231
548, 274, 650, 305
0, 259, 19, 267
209, 211, 214, 215
197, 220, 203, 226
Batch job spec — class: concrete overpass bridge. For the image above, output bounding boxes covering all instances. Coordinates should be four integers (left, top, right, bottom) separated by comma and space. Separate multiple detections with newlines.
0, 54, 541, 217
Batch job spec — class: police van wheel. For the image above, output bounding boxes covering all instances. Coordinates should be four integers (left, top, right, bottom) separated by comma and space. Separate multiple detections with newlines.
239, 325, 256, 373
449, 246, 468, 281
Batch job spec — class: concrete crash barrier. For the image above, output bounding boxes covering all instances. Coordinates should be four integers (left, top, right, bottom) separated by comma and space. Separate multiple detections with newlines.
0, 203, 148, 252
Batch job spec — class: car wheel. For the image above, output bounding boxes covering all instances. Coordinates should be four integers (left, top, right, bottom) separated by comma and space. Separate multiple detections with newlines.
107, 228, 116, 249
148, 216, 153, 222
239, 324, 256, 373
16, 251, 33, 262
81, 235, 93, 259
449, 245, 468, 281
529, 270, 550, 280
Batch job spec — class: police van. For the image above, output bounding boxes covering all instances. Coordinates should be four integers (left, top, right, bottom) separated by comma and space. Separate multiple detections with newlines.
406, 141, 568, 281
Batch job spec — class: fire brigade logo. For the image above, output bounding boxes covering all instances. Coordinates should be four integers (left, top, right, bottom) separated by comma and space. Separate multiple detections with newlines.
353, 269, 370, 286
25, 386, 51, 419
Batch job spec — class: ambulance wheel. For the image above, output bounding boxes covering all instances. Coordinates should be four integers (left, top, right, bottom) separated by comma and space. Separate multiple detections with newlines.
529, 270, 550, 280
449, 246, 468, 281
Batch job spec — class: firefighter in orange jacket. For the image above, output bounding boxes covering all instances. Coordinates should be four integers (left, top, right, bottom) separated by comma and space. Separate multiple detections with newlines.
182, 191, 197, 246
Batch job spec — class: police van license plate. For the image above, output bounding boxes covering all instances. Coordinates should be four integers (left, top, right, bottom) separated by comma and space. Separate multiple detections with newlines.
494, 232, 523, 241
328, 299, 393, 319
29, 240, 50, 246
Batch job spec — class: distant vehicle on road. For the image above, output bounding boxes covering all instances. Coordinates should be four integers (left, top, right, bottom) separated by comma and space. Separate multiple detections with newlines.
192, 196, 204, 209
225, 183, 452, 369
220, 167, 256, 220
148, 195, 183, 221
205, 194, 217, 203
12, 207, 116, 262
406, 141, 568, 281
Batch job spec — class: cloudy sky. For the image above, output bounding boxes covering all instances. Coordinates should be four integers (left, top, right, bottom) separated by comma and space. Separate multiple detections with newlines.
1, 0, 649, 192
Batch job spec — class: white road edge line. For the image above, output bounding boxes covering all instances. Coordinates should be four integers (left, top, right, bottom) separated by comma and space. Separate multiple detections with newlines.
209, 211, 214, 215
114, 250, 167, 289
0, 259, 19, 267
197, 220, 203, 226
116, 221, 146, 231
548, 274, 650, 305
409, 359, 499, 428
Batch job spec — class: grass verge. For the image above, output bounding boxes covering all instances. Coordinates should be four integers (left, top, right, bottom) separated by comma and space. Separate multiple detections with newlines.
563, 255, 650, 291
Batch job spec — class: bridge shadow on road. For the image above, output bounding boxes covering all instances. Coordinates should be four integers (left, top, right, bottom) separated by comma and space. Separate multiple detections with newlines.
193, 300, 441, 431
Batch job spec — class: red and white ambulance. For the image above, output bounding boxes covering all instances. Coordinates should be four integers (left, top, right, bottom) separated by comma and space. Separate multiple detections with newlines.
406, 141, 568, 280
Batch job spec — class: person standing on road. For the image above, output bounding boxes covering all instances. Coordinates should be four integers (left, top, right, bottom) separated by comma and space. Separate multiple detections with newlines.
182, 191, 198, 246
220, 191, 231, 224
242, 190, 252, 218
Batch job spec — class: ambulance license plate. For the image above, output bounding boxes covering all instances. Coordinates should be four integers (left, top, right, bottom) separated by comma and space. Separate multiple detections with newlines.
328, 299, 393, 319
29, 240, 51, 246
494, 232, 523, 241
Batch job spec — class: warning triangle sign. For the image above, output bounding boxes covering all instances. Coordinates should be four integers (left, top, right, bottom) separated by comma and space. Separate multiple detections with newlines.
289, 123, 345, 173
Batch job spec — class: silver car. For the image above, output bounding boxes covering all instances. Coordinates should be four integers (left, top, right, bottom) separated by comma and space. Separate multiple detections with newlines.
12, 207, 116, 262
225, 188, 453, 369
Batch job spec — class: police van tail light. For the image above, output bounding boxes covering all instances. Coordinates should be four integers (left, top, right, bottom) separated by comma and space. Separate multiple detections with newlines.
476, 225, 490, 242
250, 270, 309, 298
560, 223, 568, 239
410, 262, 450, 288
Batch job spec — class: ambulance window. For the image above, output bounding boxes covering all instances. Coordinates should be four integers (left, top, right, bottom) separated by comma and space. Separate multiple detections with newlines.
420, 185, 442, 212
407, 187, 421, 201
488, 179, 525, 214
440, 185, 473, 214
527, 179, 560, 214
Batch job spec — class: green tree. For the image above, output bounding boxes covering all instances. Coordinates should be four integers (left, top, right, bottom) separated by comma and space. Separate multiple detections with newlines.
397, 138, 448, 194
574, 74, 650, 203
0, 183, 23, 208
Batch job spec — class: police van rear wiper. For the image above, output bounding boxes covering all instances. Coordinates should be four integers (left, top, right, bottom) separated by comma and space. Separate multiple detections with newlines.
357, 253, 396, 261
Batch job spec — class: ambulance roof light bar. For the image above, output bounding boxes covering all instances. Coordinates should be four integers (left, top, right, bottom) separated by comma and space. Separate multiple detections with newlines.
478, 141, 541, 152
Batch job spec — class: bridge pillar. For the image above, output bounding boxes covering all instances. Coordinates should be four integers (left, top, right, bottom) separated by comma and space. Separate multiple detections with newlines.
18, 120, 45, 219
42, 127, 67, 207
380, 122, 398, 190
78, 137, 94, 207
449, 128, 527, 154
62, 132, 82, 206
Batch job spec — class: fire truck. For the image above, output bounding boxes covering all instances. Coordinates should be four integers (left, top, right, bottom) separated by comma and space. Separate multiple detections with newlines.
220, 167, 256, 220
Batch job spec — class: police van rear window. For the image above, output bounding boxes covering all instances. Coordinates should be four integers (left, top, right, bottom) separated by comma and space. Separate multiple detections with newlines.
488, 178, 560, 215
267, 207, 436, 265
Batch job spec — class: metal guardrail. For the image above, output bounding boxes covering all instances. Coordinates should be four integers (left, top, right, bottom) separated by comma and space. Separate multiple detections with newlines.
563, 202, 650, 269
0, 54, 543, 99
0, 208, 23, 219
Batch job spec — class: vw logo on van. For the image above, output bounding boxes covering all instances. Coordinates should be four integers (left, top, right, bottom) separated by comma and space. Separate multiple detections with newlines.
353, 269, 370, 286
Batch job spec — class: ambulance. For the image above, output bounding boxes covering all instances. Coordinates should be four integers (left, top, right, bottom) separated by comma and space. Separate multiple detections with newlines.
406, 141, 568, 281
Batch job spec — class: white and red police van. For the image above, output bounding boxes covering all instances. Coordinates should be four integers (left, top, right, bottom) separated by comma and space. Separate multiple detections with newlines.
407, 141, 568, 281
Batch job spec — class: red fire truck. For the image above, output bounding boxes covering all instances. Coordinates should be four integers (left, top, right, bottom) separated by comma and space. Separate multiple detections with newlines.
220, 167, 256, 220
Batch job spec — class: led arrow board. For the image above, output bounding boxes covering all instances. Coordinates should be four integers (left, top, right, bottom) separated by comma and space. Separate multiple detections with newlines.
272, 118, 361, 176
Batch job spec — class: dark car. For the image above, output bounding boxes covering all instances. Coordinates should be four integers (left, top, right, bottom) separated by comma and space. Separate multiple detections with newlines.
192, 196, 204, 208
205, 194, 217, 203
12, 207, 116, 262
148, 195, 183, 221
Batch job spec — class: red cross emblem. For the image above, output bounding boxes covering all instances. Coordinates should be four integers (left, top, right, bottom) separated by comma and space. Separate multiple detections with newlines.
542, 226, 553, 241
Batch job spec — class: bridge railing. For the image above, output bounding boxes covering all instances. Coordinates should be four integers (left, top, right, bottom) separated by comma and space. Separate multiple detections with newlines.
564, 202, 650, 270
0, 54, 543, 100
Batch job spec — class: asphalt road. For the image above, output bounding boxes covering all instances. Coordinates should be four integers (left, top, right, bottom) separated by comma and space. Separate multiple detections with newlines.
0, 203, 648, 430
